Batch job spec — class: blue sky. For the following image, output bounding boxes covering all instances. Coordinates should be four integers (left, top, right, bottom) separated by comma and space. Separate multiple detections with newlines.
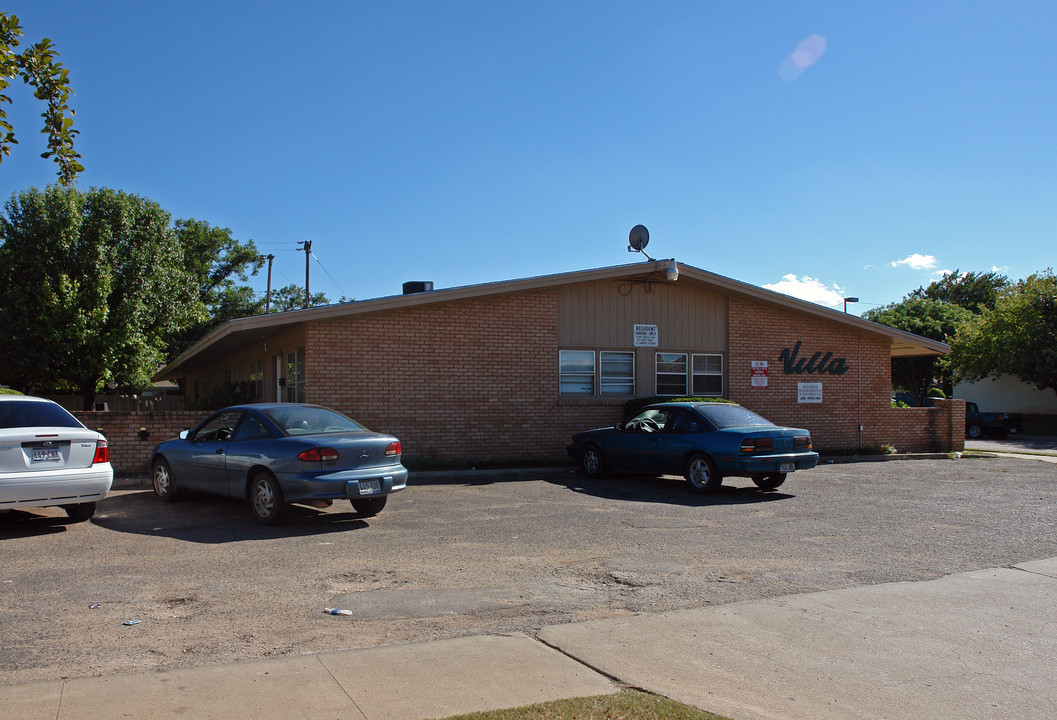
2, 1, 1054, 314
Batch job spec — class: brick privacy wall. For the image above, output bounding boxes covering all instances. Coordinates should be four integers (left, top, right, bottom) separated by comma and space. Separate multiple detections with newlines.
73, 410, 203, 475
307, 289, 610, 464
728, 299, 964, 453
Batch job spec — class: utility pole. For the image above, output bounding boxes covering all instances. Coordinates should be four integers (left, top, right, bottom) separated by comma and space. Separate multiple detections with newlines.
265, 254, 274, 313
298, 240, 312, 309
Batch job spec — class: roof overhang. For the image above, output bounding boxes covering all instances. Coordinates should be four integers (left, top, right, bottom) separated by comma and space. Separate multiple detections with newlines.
154, 261, 947, 381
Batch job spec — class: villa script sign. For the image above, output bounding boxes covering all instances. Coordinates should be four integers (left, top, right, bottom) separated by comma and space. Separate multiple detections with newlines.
778, 341, 850, 376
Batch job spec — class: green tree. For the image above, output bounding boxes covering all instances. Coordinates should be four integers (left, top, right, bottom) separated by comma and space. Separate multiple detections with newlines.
0, 13, 81, 184
269, 283, 329, 312
864, 297, 972, 405
168, 218, 265, 354
0, 186, 202, 408
950, 271, 1057, 400
910, 269, 1009, 314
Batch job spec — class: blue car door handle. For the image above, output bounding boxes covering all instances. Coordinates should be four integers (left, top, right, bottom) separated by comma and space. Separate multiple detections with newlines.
215, 448, 223, 454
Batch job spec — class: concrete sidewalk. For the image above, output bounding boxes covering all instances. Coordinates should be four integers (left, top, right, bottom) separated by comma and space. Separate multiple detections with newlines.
4, 559, 1056, 720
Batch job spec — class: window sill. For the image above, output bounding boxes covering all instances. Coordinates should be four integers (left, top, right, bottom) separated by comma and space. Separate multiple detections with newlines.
558, 397, 629, 406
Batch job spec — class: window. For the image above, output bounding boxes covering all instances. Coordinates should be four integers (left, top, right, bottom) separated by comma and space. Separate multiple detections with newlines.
286, 347, 306, 403
233, 414, 272, 441
249, 360, 264, 401
655, 352, 687, 395
600, 351, 635, 396
692, 354, 723, 396
559, 350, 595, 395
191, 411, 244, 442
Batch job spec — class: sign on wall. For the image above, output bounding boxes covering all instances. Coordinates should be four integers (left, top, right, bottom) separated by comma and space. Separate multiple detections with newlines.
751, 360, 768, 388
779, 341, 849, 375
634, 324, 658, 347
798, 382, 823, 403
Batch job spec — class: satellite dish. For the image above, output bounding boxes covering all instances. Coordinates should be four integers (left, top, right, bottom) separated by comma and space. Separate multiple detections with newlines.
628, 225, 649, 252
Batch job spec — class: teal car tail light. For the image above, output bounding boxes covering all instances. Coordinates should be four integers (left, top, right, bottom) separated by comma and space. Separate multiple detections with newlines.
794, 435, 812, 450
385, 441, 401, 456
740, 437, 773, 453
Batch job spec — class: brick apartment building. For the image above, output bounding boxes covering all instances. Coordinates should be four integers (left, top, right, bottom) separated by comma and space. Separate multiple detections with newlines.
149, 261, 960, 467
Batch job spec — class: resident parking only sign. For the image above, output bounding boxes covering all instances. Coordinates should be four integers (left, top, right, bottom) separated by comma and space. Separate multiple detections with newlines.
634, 324, 658, 347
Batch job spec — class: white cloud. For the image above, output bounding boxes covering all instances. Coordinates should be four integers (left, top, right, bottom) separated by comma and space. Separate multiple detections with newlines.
992, 265, 1008, 273
890, 253, 937, 270
763, 274, 845, 307
932, 268, 954, 278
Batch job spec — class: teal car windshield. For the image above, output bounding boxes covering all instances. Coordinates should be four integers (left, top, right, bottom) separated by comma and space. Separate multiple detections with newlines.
694, 404, 774, 429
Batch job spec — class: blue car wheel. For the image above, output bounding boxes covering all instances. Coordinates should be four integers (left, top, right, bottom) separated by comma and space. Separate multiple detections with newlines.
752, 473, 787, 491
250, 471, 287, 525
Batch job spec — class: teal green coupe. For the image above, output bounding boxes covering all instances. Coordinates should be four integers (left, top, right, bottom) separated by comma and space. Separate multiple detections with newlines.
567, 402, 818, 492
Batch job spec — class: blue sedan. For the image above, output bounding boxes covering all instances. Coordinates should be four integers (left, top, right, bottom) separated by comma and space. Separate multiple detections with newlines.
567, 402, 818, 492
150, 403, 408, 524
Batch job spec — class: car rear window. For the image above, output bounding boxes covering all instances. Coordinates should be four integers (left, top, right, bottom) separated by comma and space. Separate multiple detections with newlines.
0, 400, 85, 429
262, 406, 365, 435
694, 404, 774, 429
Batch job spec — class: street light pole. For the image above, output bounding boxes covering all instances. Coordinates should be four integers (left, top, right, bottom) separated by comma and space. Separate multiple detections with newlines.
843, 296, 859, 313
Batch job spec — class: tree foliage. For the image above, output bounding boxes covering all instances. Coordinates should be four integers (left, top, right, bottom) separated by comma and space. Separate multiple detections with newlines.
269, 283, 329, 312
910, 269, 1009, 314
950, 271, 1057, 399
0, 186, 202, 408
0, 13, 82, 184
168, 218, 264, 354
864, 297, 972, 405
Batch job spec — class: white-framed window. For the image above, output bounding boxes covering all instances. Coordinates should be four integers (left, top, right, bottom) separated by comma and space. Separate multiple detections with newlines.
655, 352, 688, 396
559, 350, 595, 395
600, 351, 635, 396
249, 360, 264, 401
692, 354, 723, 396
286, 347, 306, 403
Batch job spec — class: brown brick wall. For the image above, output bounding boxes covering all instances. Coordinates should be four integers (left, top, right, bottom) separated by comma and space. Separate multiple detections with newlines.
728, 299, 964, 453
306, 289, 591, 463
73, 410, 203, 475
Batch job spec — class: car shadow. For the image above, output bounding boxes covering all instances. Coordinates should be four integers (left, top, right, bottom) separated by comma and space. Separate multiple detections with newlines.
89, 490, 372, 543
551, 471, 795, 506
0, 510, 74, 539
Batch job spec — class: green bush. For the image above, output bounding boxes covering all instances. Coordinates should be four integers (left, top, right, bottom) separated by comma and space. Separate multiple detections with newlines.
622, 395, 738, 419
927, 387, 947, 399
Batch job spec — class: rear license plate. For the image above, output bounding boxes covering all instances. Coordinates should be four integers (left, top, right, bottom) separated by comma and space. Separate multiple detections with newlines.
32, 448, 62, 462
358, 480, 381, 495
779, 462, 796, 473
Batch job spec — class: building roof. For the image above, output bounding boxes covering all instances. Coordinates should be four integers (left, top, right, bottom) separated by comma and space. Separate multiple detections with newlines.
154, 261, 949, 381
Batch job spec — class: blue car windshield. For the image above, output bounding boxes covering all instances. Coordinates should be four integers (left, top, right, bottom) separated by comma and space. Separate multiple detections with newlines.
262, 406, 365, 435
0, 401, 84, 429
695, 404, 774, 429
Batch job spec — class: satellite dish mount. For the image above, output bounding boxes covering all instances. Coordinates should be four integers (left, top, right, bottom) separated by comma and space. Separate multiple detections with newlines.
627, 224, 654, 261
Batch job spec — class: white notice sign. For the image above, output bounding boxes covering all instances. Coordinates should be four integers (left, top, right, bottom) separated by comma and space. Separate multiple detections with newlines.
798, 382, 823, 404
751, 360, 768, 388
634, 324, 658, 347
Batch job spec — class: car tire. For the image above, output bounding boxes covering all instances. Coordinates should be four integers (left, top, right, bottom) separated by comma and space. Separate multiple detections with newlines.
580, 444, 609, 478
250, 472, 287, 525
967, 423, 983, 439
753, 473, 787, 491
351, 496, 387, 516
152, 458, 180, 502
685, 453, 722, 493
64, 502, 96, 522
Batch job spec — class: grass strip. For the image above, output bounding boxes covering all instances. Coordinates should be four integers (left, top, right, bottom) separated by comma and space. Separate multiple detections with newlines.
434, 688, 731, 720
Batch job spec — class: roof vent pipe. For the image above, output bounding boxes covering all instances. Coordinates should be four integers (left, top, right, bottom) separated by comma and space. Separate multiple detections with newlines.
402, 281, 434, 295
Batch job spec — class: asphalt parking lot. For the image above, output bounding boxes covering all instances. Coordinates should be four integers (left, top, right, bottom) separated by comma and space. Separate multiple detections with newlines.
2, 454, 1056, 687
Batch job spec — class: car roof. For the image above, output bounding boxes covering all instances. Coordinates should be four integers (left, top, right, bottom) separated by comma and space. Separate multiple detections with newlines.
0, 395, 59, 404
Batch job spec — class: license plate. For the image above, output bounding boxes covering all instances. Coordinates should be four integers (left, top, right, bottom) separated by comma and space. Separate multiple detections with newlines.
358, 480, 381, 495
32, 448, 62, 462
779, 462, 796, 473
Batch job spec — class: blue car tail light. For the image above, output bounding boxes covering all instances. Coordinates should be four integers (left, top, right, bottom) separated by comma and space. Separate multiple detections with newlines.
740, 437, 773, 453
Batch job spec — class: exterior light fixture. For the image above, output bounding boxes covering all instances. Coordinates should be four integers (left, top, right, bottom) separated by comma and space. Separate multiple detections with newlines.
843, 296, 859, 313
666, 259, 679, 282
